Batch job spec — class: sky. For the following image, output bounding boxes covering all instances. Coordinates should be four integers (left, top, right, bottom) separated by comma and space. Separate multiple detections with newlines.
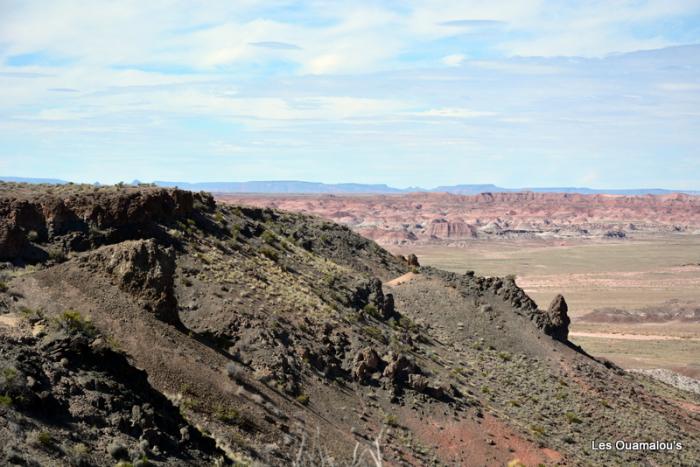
0, 0, 699, 189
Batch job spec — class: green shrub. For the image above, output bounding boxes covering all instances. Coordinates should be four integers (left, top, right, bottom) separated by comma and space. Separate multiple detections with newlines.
230, 224, 241, 239
323, 273, 338, 287
564, 411, 582, 424
27, 230, 40, 242
0, 394, 12, 407
397, 315, 417, 331
260, 246, 279, 262
296, 394, 310, 405
0, 282, 7, 293
363, 304, 381, 320
214, 405, 241, 425
2, 367, 17, 383
58, 310, 96, 337
261, 230, 277, 244
37, 431, 53, 446
344, 312, 360, 324
363, 325, 385, 342
384, 414, 398, 427
530, 424, 546, 437
498, 351, 512, 362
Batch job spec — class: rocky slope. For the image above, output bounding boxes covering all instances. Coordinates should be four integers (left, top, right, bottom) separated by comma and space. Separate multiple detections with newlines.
0, 182, 698, 466
216, 192, 700, 246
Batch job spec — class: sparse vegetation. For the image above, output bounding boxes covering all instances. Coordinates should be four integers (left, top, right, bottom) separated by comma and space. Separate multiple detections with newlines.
47, 248, 67, 262
0, 394, 12, 407
260, 245, 279, 261
383, 414, 398, 427
498, 351, 512, 362
57, 310, 96, 337
363, 303, 381, 320
214, 405, 241, 425
0, 183, 698, 466
261, 230, 277, 244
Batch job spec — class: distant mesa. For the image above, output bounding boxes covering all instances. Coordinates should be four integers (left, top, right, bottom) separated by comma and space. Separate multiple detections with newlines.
2, 177, 698, 196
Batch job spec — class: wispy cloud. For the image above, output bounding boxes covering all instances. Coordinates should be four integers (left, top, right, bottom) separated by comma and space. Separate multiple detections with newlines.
0, 1, 699, 188
249, 41, 301, 50
437, 19, 505, 28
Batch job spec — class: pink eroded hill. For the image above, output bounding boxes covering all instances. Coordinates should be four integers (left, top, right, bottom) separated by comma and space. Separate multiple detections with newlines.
217, 192, 700, 245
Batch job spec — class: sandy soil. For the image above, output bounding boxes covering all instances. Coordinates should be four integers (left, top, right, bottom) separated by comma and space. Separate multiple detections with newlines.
569, 331, 700, 341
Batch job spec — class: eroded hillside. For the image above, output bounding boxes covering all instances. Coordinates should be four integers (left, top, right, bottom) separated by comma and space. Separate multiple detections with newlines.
216, 192, 700, 245
0, 183, 698, 466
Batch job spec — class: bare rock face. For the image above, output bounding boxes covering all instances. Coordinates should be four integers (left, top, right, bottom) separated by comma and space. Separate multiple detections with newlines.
0, 185, 211, 261
545, 294, 571, 341
352, 347, 381, 381
0, 200, 45, 260
428, 219, 477, 239
86, 239, 178, 324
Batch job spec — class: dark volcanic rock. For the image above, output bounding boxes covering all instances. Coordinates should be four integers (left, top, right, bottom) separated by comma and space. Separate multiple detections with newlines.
408, 373, 429, 392
85, 239, 178, 323
352, 278, 396, 320
382, 353, 417, 384
544, 294, 571, 341
352, 347, 381, 381
0, 185, 212, 261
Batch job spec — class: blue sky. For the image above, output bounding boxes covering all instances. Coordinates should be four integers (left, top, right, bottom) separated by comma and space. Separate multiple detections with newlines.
0, 1, 699, 188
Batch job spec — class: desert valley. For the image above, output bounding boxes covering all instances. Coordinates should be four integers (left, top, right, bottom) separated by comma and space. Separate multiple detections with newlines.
3, 1, 700, 465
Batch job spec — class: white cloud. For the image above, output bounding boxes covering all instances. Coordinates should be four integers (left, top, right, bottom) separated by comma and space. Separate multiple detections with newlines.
442, 54, 466, 66
410, 108, 497, 118
1, 1, 699, 188
658, 82, 700, 92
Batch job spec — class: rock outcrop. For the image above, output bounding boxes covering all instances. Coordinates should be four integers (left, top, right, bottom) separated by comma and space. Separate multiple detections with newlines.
352, 347, 381, 381
382, 353, 417, 384
0, 184, 212, 261
544, 294, 571, 341
352, 278, 396, 320
82, 239, 178, 323
428, 219, 477, 239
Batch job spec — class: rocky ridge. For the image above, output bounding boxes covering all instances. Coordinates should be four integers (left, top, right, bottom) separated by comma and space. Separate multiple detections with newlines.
0, 182, 698, 466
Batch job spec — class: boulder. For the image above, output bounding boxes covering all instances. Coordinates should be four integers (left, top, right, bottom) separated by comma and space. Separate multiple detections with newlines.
408, 374, 429, 392
406, 254, 420, 267
545, 294, 571, 341
382, 353, 417, 383
352, 347, 381, 381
